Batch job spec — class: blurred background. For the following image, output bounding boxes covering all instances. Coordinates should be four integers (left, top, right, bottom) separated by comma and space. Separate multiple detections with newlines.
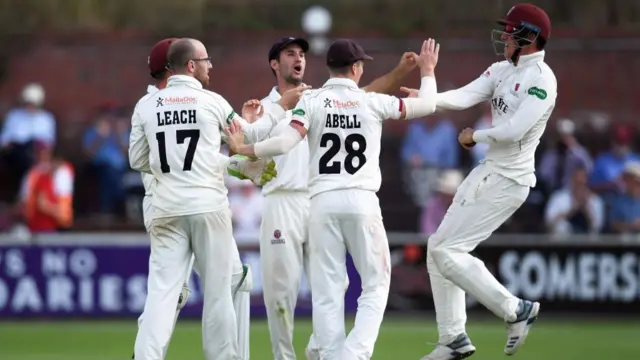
0, 0, 639, 359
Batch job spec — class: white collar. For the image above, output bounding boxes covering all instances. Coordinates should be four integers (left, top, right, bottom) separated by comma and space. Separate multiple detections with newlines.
167, 75, 203, 89
323, 77, 359, 89
267, 86, 281, 102
515, 51, 545, 67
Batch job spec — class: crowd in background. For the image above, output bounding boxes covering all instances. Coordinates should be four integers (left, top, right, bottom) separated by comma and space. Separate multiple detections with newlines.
2, 80, 640, 241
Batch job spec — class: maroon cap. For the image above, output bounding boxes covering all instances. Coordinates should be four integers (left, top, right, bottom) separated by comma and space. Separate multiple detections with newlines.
148, 38, 178, 77
326, 39, 373, 68
497, 3, 551, 40
268, 37, 309, 62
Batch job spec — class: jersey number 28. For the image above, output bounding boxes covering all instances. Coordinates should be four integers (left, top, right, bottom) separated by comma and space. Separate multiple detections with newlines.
319, 133, 367, 174
155, 129, 200, 173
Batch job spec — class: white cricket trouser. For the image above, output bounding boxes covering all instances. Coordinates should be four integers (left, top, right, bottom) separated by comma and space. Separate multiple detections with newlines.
309, 189, 390, 360
134, 209, 239, 360
427, 164, 529, 343
136, 250, 251, 359
260, 190, 318, 360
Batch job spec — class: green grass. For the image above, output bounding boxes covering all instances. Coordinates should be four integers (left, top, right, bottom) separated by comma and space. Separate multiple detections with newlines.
0, 316, 638, 359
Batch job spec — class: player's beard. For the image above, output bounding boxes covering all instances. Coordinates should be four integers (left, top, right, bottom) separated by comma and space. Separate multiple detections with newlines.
195, 67, 210, 88
283, 72, 303, 86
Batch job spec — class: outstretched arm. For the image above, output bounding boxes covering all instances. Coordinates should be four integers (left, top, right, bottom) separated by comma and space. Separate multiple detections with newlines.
362, 52, 417, 94
436, 65, 497, 111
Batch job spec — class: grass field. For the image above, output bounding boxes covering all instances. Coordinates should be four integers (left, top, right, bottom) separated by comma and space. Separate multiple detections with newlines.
0, 316, 638, 359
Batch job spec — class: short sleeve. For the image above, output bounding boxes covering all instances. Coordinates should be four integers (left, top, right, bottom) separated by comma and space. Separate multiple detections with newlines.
53, 166, 74, 196
367, 93, 403, 121
290, 95, 311, 130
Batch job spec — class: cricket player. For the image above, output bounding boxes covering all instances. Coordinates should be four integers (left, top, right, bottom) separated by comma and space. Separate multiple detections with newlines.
236, 37, 422, 360
225, 38, 441, 360
129, 38, 291, 360
402, 4, 556, 359
131, 38, 266, 360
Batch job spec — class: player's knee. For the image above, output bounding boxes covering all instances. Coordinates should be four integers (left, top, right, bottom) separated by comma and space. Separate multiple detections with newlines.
428, 245, 455, 276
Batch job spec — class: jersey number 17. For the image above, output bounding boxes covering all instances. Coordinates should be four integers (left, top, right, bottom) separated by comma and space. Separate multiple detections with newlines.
155, 129, 200, 173
319, 133, 367, 174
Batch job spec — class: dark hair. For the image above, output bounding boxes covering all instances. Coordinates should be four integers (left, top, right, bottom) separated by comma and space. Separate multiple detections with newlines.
167, 39, 196, 72
269, 53, 284, 78
151, 69, 169, 80
535, 36, 547, 50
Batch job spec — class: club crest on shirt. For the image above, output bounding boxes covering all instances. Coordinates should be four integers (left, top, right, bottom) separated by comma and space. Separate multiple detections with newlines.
509, 83, 521, 97
271, 229, 285, 244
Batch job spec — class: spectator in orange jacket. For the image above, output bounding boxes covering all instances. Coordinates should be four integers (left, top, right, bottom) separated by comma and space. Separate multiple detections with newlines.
18, 141, 74, 232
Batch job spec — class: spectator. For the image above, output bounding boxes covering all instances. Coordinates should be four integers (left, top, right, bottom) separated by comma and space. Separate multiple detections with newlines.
544, 167, 604, 235
420, 169, 463, 234
589, 124, 640, 195
538, 118, 592, 194
470, 103, 492, 167
401, 116, 459, 169
608, 162, 640, 234
82, 103, 130, 216
401, 116, 459, 207
0, 83, 56, 185
18, 141, 74, 233
228, 177, 263, 244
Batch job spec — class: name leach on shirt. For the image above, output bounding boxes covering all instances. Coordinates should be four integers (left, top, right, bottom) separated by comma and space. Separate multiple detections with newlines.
129, 75, 236, 219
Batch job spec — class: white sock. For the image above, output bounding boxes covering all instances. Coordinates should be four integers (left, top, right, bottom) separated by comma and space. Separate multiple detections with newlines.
426, 251, 467, 344
432, 248, 519, 322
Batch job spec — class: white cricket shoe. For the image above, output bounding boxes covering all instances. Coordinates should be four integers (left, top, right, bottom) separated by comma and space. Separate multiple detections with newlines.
421, 333, 476, 360
504, 300, 540, 356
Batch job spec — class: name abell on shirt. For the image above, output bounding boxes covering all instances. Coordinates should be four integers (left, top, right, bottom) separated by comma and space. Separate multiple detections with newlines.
497, 249, 640, 303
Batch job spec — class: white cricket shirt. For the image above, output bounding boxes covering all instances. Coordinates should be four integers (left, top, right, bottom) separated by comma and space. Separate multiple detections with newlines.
436, 51, 557, 187
290, 78, 404, 198
129, 75, 231, 218
240, 87, 310, 196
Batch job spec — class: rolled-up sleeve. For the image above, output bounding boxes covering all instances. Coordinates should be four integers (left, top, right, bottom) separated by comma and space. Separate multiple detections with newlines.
128, 110, 151, 173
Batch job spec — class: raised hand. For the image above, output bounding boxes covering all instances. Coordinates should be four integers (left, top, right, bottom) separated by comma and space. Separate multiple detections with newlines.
416, 38, 440, 76
397, 52, 419, 74
278, 83, 312, 110
223, 119, 246, 154
241, 99, 263, 123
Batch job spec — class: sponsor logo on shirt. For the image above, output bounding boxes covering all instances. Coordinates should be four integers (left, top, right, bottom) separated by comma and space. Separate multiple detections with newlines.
491, 96, 509, 114
331, 99, 360, 109
164, 96, 198, 105
292, 109, 305, 116
527, 86, 547, 100
323, 98, 360, 109
226, 111, 236, 124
